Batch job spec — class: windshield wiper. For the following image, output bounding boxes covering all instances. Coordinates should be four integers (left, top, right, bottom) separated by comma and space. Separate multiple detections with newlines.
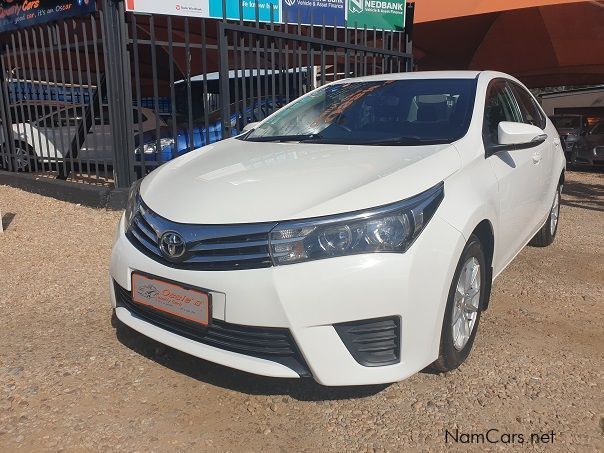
360, 136, 453, 146
294, 135, 455, 145
245, 133, 323, 142
245, 133, 453, 145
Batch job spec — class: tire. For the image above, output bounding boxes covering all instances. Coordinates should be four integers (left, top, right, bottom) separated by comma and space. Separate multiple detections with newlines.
529, 184, 561, 247
569, 144, 578, 165
9, 142, 37, 172
431, 234, 488, 372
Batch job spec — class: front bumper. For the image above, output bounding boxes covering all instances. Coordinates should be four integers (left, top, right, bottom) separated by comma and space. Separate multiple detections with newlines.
109, 214, 465, 386
572, 146, 604, 166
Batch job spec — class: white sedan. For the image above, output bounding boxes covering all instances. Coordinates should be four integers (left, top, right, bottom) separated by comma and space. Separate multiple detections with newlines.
1, 105, 167, 171
109, 71, 565, 386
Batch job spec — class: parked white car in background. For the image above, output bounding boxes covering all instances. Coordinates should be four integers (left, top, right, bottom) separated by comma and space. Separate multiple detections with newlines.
110, 71, 565, 386
0, 105, 167, 171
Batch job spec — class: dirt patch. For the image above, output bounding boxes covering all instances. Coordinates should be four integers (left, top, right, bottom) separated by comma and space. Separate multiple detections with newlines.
0, 170, 602, 452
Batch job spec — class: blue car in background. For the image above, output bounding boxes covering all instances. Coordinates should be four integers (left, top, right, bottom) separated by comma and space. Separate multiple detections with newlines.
136, 98, 287, 169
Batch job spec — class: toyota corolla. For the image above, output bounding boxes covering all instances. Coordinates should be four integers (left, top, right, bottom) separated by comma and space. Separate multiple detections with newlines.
109, 71, 565, 386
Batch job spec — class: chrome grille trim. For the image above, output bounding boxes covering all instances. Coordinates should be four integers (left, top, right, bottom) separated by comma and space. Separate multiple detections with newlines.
126, 199, 277, 270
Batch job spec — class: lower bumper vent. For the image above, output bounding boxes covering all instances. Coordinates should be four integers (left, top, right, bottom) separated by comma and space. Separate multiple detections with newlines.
334, 316, 401, 367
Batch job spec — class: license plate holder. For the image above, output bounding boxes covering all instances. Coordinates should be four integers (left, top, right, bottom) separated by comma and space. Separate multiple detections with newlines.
131, 272, 211, 326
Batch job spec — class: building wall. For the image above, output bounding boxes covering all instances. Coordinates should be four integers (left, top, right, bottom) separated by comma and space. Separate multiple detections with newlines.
541, 89, 604, 123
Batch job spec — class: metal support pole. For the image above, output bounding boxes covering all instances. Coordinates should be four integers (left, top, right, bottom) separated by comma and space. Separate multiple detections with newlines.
103, 0, 135, 188
0, 48, 16, 172
405, 2, 415, 72
218, 21, 232, 140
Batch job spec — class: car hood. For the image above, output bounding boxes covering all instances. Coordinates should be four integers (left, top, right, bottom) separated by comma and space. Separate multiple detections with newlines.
141, 138, 461, 224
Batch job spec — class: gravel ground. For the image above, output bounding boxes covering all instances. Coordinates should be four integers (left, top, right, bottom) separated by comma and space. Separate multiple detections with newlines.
0, 170, 602, 452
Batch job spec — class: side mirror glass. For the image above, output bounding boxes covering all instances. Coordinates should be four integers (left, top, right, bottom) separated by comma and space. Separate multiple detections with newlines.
498, 121, 547, 147
242, 122, 259, 133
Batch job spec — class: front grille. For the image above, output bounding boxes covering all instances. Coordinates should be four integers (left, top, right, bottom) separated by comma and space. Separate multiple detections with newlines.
114, 282, 310, 377
126, 199, 277, 271
334, 316, 401, 367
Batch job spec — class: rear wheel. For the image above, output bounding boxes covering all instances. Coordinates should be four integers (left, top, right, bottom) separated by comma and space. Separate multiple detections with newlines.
431, 235, 488, 372
9, 142, 37, 172
529, 184, 561, 247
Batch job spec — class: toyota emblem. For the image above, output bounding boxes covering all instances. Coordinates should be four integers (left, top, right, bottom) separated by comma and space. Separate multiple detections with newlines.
159, 231, 186, 259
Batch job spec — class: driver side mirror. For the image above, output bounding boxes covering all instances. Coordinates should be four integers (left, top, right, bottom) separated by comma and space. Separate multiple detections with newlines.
498, 121, 547, 147
242, 122, 259, 133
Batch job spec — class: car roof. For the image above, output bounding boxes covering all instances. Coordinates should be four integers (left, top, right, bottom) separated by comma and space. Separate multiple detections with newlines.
332, 70, 516, 84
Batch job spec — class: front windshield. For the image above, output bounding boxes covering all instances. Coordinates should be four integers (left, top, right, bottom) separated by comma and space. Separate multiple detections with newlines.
243, 78, 477, 145
551, 116, 580, 128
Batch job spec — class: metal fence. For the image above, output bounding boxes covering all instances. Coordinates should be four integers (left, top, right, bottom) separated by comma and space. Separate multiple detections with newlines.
0, 8, 113, 184
0, 0, 414, 188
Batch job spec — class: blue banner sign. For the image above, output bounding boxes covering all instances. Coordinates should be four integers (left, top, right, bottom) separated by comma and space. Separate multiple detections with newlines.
0, 0, 96, 33
208, 0, 281, 22
282, 0, 345, 26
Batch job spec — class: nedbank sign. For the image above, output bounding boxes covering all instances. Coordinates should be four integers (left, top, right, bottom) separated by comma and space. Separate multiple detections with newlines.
347, 0, 406, 31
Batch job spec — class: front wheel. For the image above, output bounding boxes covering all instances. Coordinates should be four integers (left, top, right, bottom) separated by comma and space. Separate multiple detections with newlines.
431, 235, 488, 372
568, 144, 578, 164
529, 184, 561, 247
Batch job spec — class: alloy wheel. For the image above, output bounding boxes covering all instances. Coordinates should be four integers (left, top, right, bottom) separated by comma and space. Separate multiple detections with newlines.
13, 146, 31, 171
550, 189, 560, 236
451, 256, 481, 351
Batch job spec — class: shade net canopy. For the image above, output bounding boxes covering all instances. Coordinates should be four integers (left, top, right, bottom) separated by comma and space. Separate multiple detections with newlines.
412, 0, 604, 87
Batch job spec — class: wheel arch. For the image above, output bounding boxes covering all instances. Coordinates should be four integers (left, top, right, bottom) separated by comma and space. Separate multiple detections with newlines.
471, 219, 494, 311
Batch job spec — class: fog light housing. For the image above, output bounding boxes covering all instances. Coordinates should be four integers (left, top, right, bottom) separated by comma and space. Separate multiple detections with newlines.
334, 316, 401, 366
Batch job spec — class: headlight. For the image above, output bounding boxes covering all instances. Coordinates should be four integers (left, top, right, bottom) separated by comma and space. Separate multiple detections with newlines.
269, 182, 444, 265
134, 138, 175, 155
124, 178, 142, 232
